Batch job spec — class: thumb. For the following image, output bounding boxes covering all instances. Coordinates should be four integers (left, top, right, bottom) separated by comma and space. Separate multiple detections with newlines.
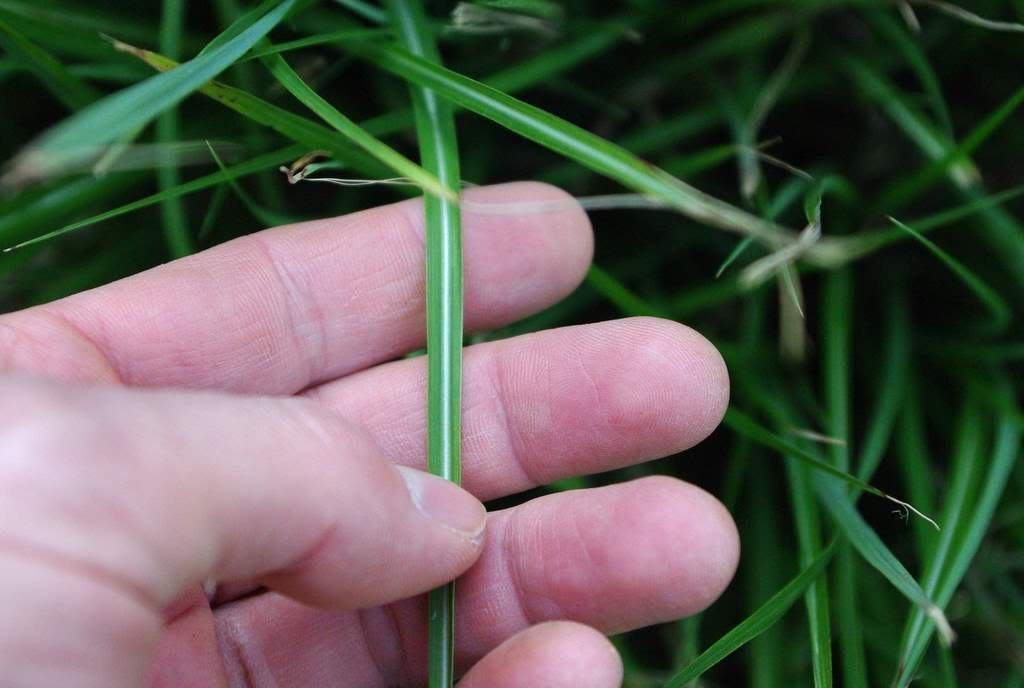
0, 377, 485, 688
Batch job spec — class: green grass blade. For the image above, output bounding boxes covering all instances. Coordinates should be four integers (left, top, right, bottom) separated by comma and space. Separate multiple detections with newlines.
854, 294, 910, 487
387, 2, 463, 686
881, 84, 1024, 213
726, 404, 950, 637
4, 145, 303, 251
205, 142, 295, 227
348, 40, 798, 248
844, 55, 1024, 290
814, 478, 953, 647
118, 45, 389, 175
888, 217, 1011, 332
739, 28, 809, 199
0, 0, 158, 45
894, 399, 1021, 686
6, 0, 297, 184
198, 0, 298, 56
897, 376, 940, 562
663, 540, 839, 688
716, 236, 757, 278
866, 9, 953, 139
337, 0, 388, 23
241, 27, 390, 61
837, 184, 1024, 263
746, 459, 785, 688
484, 22, 628, 93
822, 269, 868, 688
0, 13, 99, 110
156, 0, 193, 258
723, 408, 927, 511
787, 457, 834, 688
843, 55, 977, 193
259, 51, 453, 200
586, 264, 669, 318
0, 175, 138, 248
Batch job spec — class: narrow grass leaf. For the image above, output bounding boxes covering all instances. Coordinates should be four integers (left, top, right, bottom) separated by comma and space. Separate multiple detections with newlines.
663, 540, 839, 688
205, 142, 295, 227
347, 40, 800, 249
723, 409, 939, 529
815, 478, 954, 646
854, 294, 911, 487
739, 28, 809, 199
6, 0, 297, 184
259, 51, 453, 200
241, 28, 390, 61
910, 0, 1024, 32
716, 236, 756, 278
787, 454, 834, 688
0, 14, 99, 110
882, 84, 1024, 212
388, 2, 463, 685
4, 145, 304, 251
867, 10, 953, 138
895, 399, 1022, 685
0, 174, 138, 248
888, 217, 1011, 332
822, 269, 869, 688
156, 0, 193, 258
117, 44, 390, 176
586, 265, 669, 318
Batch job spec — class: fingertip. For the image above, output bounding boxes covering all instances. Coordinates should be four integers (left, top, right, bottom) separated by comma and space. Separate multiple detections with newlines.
459, 621, 622, 688
461, 182, 594, 328
589, 317, 729, 456
634, 476, 740, 616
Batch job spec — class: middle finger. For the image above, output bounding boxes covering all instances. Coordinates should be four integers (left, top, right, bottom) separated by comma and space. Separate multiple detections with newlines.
308, 316, 729, 500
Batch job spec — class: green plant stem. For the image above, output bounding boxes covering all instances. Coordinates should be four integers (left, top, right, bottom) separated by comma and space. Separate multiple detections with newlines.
157, 0, 193, 258
387, 2, 463, 686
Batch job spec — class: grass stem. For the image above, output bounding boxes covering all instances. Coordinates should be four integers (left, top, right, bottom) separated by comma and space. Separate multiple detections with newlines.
387, 2, 463, 686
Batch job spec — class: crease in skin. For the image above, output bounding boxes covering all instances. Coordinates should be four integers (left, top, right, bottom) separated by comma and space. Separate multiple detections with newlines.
0, 530, 160, 616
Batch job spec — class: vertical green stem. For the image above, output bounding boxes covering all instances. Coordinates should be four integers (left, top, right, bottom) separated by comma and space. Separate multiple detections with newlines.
157, 0, 193, 257
387, 2, 463, 686
824, 269, 868, 688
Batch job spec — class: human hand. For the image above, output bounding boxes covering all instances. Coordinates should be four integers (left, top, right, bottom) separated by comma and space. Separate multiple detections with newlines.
0, 182, 738, 688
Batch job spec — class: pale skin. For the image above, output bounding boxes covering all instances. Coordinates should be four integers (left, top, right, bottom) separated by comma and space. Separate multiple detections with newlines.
0, 182, 739, 688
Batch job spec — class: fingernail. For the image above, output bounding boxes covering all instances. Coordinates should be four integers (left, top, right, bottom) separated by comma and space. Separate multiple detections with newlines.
397, 466, 486, 542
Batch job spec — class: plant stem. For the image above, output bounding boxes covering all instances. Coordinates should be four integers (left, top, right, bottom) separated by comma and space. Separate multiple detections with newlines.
157, 0, 193, 258
386, 2, 463, 686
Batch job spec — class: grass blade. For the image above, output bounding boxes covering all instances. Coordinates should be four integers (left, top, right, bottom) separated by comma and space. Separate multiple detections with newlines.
663, 540, 839, 688
586, 265, 669, 318
822, 270, 868, 688
726, 405, 952, 641
156, 0, 192, 258
241, 27, 390, 61
347, 40, 800, 249
894, 397, 1022, 685
114, 44, 388, 176
815, 478, 953, 645
888, 217, 1011, 332
724, 408, 931, 519
205, 142, 295, 227
259, 51, 454, 200
387, 2, 463, 686
4, 145, 303, 251
5, 0, 297, 184
787, 454, 834, 687
0, 13, 99, 110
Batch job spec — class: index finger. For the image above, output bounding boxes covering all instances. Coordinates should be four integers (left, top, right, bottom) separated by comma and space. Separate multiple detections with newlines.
0, 182, 592, 393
